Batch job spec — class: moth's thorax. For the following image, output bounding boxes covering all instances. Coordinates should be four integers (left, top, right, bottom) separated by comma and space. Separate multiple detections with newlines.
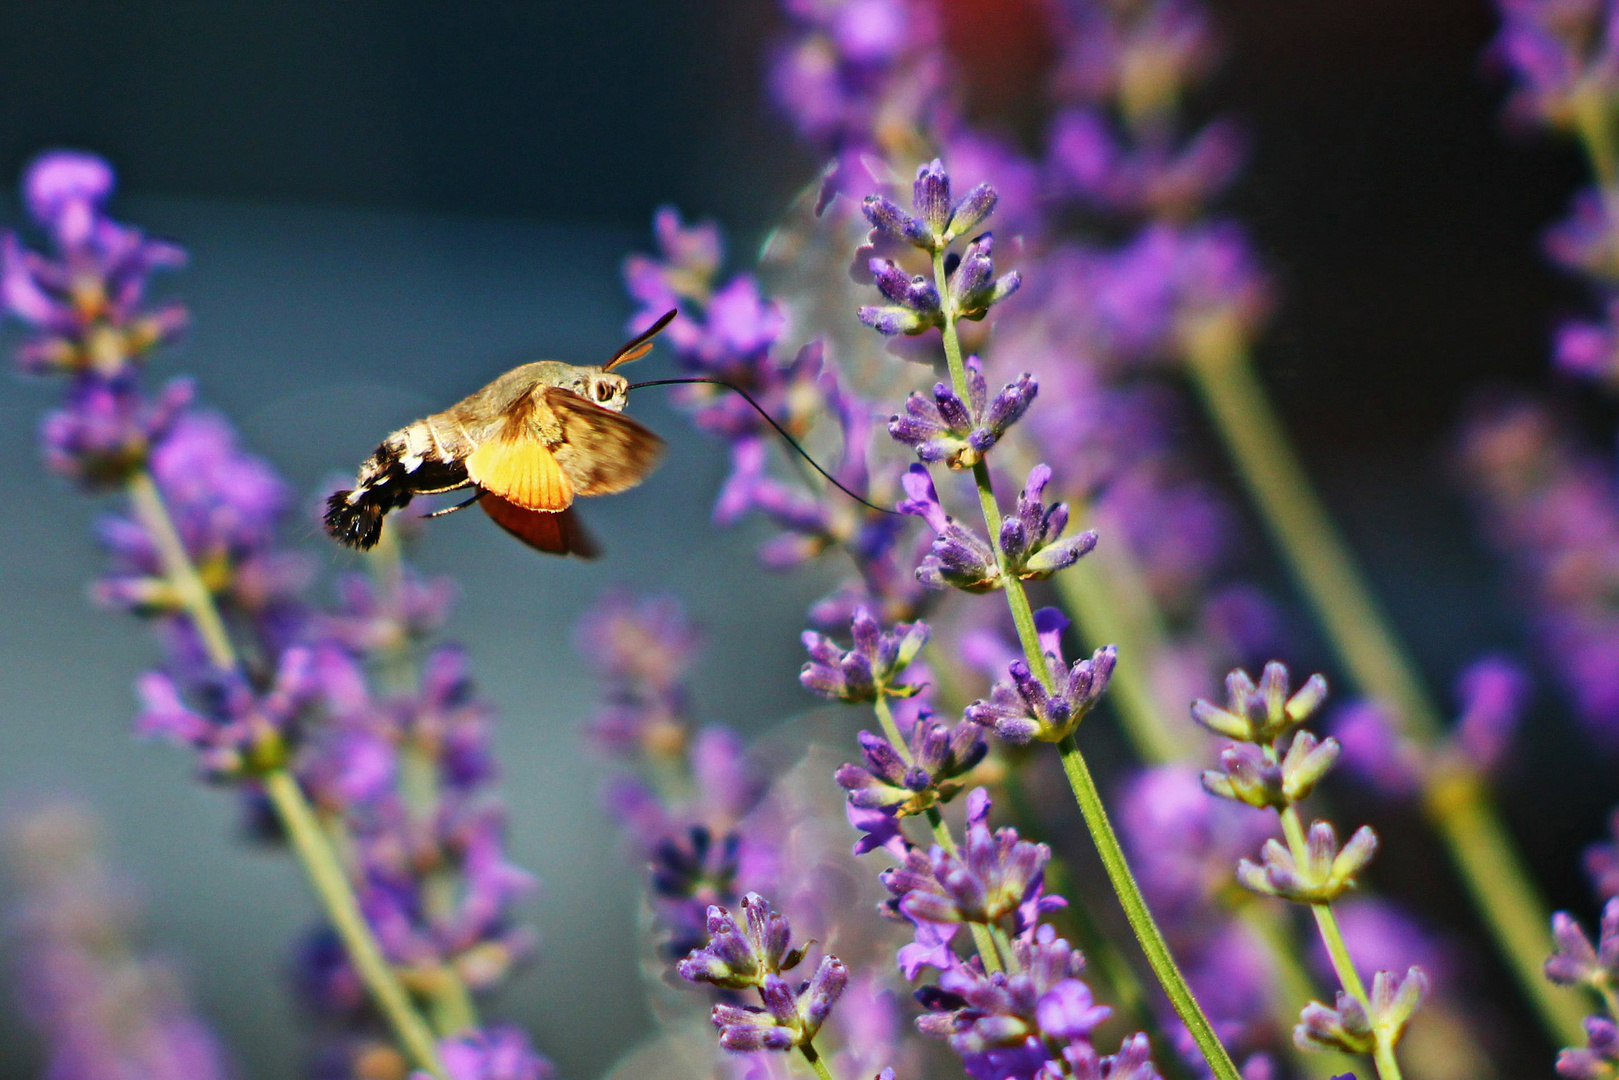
479, 361, 630, 414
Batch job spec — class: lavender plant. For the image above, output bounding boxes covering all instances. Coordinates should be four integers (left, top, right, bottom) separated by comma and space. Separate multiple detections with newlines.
3, 152, 549, 1080
1192, 665, 1427, 1080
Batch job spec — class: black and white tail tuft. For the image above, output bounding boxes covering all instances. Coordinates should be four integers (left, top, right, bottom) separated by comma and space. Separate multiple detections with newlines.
324, 487, 391, 550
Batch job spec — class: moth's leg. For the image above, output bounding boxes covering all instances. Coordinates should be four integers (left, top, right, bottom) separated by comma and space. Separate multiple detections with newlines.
423, 491, 483, 519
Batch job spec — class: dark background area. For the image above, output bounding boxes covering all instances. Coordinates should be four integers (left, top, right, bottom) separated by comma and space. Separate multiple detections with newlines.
0, 0, 1611, 1077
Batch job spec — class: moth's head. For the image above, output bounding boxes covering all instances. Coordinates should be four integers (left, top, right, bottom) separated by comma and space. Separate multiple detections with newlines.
551, 366, 630, 412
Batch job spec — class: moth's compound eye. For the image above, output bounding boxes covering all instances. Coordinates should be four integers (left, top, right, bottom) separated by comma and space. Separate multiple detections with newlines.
594, 380, 613, 403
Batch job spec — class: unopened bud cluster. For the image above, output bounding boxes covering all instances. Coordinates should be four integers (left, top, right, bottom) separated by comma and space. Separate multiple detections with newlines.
1191, 663, 1375, 904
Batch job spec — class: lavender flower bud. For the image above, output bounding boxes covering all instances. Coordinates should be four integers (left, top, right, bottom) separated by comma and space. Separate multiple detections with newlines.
677, 893, 809, 990
1560, 1017, 1619, 1080
966, 608, 1114, 743
897, 465, 1003, 592
860, 257, 945, 336
914, 159, 953, 238
1236, 822, 1378, 904
862, 194, 932, 247
998, 465, 1098, 580
800, 607, 930, 702
951, 233, 1021, 320
1192, 662, 1329, 744
888, 356, 1037, 469
835, 708, 987, 815
948, 183, 998, 241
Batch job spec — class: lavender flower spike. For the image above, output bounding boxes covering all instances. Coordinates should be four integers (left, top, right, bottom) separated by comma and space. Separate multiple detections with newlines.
678, 892, 809, 990
889, 354, 1037, 469
863, 158, 999, 252
999, 465, 1099, 581
800, 606, 930, 702
1561, 1017, 1619, 1080
967, 608, 1115, 743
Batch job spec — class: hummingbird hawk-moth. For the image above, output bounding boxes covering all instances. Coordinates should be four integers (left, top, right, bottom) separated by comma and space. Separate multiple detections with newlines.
324, 310, 676, 558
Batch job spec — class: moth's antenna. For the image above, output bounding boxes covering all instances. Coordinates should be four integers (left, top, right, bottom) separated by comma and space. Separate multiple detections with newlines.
627, 376, 904, 517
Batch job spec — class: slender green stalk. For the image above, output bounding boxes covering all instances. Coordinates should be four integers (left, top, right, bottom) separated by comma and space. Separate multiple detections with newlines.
1275, 806, 1402, 1080
126, 469, 449, 1078
265, 771, 448, 1074
366, 526, 482, 1037
1056, 738, 1241, 1080
799, 1038, 837, 1080
1181, 332, 1589, 1045
931, 257, 1240, 1080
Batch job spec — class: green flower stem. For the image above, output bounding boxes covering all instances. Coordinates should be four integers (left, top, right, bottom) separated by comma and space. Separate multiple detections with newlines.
799, 1037, 838, 1080
873, 693, 1005, 974
1274, 807, 1402, 1080
1052, 548, 1345, 1080
930, 253, 1241, 1080
367, 526, 482, 1038
1056, 737, 1242, 1080
126, 469, 450, 1079
128, 471, 236, 670
1181, 331, 1588, 1045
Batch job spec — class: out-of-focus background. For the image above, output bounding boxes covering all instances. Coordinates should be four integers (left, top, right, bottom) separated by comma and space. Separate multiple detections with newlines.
0, 1, 1607, 1077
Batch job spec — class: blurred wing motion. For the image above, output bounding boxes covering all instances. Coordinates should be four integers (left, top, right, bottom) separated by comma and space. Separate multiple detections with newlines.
544, 388, 665, 496
478, 494, 599, 558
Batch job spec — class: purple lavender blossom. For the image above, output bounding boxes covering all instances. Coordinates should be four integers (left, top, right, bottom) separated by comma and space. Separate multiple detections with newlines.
1546, 899, 1619, 988
898, 465, 1002, 592
711, 957, 849, 1052
800, 605, 929, 702
1294, 969, 1428, 1056
427, 1026, 555, 1080
679, 893, 811, 990
1560, 1016, 1619, 1080
681, 894, 848, 1053
135, 645, 316, 779
915, 923, 1109, 1080
1236, 821, 1378, 904
1490, 0, 1619, 130
1459, 399, 1619, 746
835, 706, 987, 815
889, 355, 1037, 469
966, 609, 1115, 744
1191, 662, 1328, 745
2, 151, 188, 377
882, 791, 1055, 933
997, 465, 1100, 581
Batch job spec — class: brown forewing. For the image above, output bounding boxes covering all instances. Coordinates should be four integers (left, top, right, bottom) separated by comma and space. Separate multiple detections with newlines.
541, 387, 665, 496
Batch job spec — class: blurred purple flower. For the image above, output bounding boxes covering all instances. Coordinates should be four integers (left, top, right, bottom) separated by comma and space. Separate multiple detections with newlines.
6, 803, 235, 1080
427, 1026, 554, 1080
2, 150, 188, 378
